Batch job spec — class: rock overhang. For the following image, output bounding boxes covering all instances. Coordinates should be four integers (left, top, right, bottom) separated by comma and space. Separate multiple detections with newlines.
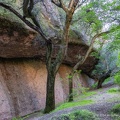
0, 17, 97, 75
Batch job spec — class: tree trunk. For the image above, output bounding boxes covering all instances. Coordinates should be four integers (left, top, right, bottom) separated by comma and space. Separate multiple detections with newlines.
44, 41, 65, 113
97, 79, 103, 89
68, 75, 73, 102
97, 70, 111, 89
44, 68, 56, 113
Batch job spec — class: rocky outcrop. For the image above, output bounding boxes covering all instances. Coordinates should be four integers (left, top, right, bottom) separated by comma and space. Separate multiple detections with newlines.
0, 59, 94, 120
0, 17, 96, 75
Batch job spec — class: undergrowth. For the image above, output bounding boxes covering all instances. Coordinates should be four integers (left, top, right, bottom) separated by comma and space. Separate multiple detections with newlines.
110, 104, 120, 120
51, 109, 99, 120
108, 87, 120, 93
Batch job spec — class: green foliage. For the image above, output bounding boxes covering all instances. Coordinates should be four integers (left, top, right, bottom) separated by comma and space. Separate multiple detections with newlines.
107, 28, 120, 51
110, 104, 120, 120
90, 52, 100, 59
91, 82, 98, 89
67, 74, 73, 79
108, 88, 120, 93
75, 91, 96, 101
117, 53, 120, 67
67, 70, 81, 79
73, 1, 102, 34
114, 5, 120, 10
53, 100, 93, 112
12, 117, 23, 120
111, 104, 120, 114
104, 77, 111, 84
51, 110, 99, 120
72, 86, 89, 97
114, 53, 120, 87
69, 110, 98, 120
114, 72, 120, 87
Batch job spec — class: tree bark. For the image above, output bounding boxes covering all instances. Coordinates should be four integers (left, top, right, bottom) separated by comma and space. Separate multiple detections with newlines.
97, 70, 111, 89
44, 41, 65, 113
68, 73, 74, 102
44, 68, 56, 113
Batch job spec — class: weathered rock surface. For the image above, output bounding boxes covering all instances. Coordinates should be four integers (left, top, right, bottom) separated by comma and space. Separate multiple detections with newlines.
0, 59, 94, 120
0, 17, 96, 75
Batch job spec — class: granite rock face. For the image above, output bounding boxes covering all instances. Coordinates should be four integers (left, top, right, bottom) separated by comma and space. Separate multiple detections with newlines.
0, 59, 94, 120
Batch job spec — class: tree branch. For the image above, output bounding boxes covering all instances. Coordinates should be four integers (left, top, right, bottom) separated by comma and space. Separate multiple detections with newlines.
68, 0, 74, 9
51, 0, 68, 12
76, 0, 88, 10
0, 2, 48, 42
72, 30, 111, 73
81, 31, 110, 64
71, 24, 120, 74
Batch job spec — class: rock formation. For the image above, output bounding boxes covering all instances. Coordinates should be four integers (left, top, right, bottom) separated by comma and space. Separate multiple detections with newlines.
0, 1, 96, 119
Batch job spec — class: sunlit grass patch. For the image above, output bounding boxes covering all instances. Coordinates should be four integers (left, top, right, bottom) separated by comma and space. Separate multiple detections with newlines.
108, 87, 120, 93
74, 91, 97, 101
53, 100, 94, 112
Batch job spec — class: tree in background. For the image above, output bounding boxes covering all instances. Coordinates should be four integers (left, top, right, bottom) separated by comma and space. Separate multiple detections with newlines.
68, 0, 120, 100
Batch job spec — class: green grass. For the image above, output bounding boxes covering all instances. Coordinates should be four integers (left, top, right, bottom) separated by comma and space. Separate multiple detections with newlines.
51, 109, 99, 120
108, 88, 120, 93
103, 77, 111, 84
74, 91, 96, 101
111, 104, 120, 114
12, 117, 23, 120
53, 100, 94, 112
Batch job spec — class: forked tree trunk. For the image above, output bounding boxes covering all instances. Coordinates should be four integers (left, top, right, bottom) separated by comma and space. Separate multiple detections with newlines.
44, 41, 65, 113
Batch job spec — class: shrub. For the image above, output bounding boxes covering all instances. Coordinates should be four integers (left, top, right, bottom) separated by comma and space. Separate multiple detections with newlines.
51, 110, 99, 120
114, 72, 120, 87
108, 88, 119, 93
111, 104, 120, 114
110, 104, 120, 120
69, 110, 98, 120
